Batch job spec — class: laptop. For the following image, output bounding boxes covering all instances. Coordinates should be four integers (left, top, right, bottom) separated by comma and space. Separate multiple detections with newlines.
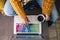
14, 15, 42, 38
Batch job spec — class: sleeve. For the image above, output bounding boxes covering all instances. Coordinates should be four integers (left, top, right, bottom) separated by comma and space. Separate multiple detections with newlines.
42, 0, 55, 16
10, 0, 27, 19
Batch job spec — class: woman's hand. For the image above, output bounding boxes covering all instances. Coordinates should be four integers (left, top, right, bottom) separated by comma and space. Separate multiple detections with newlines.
45, 14, 50, 21
22, 17, 29, 26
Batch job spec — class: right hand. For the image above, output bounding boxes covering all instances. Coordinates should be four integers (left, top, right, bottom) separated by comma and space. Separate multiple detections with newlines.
22, 17, 29, 26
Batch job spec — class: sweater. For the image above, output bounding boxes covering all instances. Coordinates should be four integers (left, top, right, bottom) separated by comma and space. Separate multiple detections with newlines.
42, 0, 55, 16
10, 0, 55, 19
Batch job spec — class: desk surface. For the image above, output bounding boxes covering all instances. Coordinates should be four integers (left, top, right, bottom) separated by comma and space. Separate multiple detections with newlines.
0, 15, 59, 40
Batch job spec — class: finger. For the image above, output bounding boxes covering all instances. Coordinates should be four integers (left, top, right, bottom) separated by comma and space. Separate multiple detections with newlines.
24, 22, 29, 27
24, 19, 29, 27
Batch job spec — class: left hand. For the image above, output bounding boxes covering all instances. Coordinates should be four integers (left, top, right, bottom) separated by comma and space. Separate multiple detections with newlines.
45, 14, 50, 21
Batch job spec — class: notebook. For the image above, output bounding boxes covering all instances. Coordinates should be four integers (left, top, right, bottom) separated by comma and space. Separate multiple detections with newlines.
14, 15, 42, 38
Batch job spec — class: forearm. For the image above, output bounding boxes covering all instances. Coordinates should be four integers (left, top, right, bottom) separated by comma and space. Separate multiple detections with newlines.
10, 0, 27, 19
42, 0, 55, 16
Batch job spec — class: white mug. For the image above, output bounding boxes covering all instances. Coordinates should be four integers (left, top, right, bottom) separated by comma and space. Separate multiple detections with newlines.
38, 14, 46, 22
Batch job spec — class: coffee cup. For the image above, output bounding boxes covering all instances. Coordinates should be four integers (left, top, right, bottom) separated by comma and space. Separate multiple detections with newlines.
37, 14, 45, 22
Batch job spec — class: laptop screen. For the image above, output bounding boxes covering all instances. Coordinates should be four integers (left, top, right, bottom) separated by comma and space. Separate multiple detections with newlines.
16, 23, 40, 33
